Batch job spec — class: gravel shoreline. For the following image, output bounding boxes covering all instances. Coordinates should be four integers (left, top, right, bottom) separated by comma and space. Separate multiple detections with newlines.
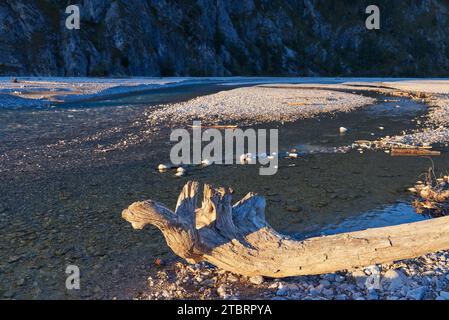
378, 94, 449, 148
147, 86, 376, 126
347, 81, 449, 149
139, 250, 449, 300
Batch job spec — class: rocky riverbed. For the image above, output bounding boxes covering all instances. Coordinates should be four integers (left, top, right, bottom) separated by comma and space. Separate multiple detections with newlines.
2, 78, 449, 300
138, 250, 449, 300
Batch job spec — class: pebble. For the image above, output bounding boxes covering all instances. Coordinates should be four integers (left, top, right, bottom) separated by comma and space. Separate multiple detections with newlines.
352, 270, 368, 289
202, 279, 215, 287
308, 288, 320, 296
239, 154, 249, 164
276, 287, 289, 296
249, 276, 264, 285
175, 171, 185, 177
365, 265, 381, 275
201, 159, 213, 166
176, 167, 186, 174
319, 279, 331, 288
226, 274, 239, 283
438, 291, 449, 300
321, 274, 336, 282
217, 284, 227, 298
335, 275, 345, 282
8, 256, 22, 263
367, 289, 379, 300
323, 288, 334, 297
382, 269, 405, 291
157, 164, 171, 171
406, 286, 427, 300
285, 283, 300, 291
286, 205, 302, 213
16, 278, 25, 286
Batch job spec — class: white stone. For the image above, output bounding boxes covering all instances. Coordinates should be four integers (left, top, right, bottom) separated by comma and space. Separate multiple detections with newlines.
249, 276, 264, 285
158, 164, 170, 170
201, 159, 213, 166
217, 284, 227, 298
177, 167, 186, 173
382, 269, 406, 291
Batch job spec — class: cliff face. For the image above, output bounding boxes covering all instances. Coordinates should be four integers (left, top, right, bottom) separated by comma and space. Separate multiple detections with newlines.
1, 0, 449, 77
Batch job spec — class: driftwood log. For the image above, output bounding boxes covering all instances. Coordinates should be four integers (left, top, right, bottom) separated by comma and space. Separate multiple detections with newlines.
391, 147, 441, 157
122, 181, 449, 277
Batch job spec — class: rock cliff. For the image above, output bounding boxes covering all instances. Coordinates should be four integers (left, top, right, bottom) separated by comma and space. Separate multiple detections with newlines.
1, 0, 448, 76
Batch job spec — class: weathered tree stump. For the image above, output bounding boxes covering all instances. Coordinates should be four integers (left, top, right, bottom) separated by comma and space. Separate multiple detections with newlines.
122, 181, 449, 277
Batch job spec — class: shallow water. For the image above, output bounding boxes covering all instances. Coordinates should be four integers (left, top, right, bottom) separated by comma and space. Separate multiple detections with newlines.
303, 203, 424, 238
0, 85, 447, 300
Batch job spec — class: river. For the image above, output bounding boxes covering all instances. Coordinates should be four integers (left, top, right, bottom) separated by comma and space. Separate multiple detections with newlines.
1, 82, 447, 299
